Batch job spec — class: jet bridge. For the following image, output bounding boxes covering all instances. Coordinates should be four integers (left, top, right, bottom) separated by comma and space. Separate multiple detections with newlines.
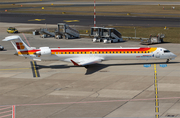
55, 23, 79, 39
91, 27, 123, 43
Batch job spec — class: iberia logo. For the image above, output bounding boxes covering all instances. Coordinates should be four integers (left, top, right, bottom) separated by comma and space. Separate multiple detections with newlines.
16, 42, 25, 49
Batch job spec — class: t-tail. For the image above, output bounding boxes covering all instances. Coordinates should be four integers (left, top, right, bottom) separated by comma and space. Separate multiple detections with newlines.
3, 35, 36, 56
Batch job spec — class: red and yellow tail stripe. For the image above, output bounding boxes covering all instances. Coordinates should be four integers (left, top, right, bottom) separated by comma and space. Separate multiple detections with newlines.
16, 42, 25, 50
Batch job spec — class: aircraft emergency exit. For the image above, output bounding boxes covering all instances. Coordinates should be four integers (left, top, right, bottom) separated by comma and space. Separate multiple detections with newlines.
3, 35, 177, 67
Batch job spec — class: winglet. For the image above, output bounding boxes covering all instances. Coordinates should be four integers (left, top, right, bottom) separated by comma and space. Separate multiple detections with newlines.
70, 60, 80, 66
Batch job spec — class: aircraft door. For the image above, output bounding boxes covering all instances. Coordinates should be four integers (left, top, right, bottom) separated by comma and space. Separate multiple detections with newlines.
155, 51, 160, 58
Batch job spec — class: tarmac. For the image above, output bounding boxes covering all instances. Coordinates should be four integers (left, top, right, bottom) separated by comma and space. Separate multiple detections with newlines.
1, 13, 180, 27
0, 23, 180, 118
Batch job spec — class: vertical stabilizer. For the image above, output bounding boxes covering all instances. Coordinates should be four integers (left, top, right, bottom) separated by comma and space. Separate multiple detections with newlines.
3, 35, 35, 52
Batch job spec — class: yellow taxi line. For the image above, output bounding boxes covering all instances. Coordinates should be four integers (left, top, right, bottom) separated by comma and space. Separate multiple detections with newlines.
0, 68, 31, 71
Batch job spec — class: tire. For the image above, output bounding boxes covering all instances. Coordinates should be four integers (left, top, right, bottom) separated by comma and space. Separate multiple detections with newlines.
65, 35, 69, 39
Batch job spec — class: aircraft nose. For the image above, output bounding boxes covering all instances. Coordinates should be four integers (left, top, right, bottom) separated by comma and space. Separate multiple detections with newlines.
171, 53, 177, 58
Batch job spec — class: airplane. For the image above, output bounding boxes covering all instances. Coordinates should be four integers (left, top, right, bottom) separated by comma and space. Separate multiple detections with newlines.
3, 35, 177, 67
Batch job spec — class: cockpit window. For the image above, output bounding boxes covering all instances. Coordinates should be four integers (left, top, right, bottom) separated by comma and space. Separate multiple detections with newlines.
164, 50, 170, 53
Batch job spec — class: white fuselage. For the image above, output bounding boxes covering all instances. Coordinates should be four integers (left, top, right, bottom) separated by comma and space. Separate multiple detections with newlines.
3, 35, 177, 66
22, 47, 176, 63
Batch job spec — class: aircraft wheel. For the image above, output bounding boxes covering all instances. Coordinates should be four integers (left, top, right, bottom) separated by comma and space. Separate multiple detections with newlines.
166, 59, 169, 63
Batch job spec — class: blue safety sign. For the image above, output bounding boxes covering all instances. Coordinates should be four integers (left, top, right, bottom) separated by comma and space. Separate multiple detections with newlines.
143, 64, 151, 68
159, 64, 167, 68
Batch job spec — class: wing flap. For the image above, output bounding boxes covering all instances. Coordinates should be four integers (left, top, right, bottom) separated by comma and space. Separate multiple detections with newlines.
70, 58, 103, 66
79, 58, 102, 66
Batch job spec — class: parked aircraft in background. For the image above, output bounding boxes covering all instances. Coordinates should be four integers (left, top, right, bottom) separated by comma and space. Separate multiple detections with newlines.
3, 35, 177, 67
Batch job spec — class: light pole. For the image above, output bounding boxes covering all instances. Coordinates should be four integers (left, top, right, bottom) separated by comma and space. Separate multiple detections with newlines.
94, 0, 96, 27
134, 27, 136, 39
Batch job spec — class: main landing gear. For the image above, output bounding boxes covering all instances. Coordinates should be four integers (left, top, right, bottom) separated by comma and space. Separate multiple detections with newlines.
166, 59, 169, 63
85, 65, 89, 69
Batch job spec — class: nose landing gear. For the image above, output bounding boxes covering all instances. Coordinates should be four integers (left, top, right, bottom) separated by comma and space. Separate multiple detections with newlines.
166, 59, 169, 63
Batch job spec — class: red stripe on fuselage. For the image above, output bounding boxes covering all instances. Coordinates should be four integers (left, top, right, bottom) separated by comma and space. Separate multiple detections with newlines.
51, 47, 151, 52
18, 48, 151, 54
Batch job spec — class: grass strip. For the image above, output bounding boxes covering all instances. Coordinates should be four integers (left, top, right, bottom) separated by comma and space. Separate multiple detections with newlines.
2, 5, 179, 18
79, 26, 180, 43
22, 26, 180, 43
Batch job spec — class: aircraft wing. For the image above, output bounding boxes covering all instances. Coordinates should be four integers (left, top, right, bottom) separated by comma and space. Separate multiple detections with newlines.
70, 57, 104, 66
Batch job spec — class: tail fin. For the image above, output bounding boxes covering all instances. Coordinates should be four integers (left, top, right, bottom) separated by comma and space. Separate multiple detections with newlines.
3, 35, 36, 52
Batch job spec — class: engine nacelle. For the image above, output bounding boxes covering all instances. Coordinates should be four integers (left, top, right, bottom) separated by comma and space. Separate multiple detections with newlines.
35, 47, 51, 56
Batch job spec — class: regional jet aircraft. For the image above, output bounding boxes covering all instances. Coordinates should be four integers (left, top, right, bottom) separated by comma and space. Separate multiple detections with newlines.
3, 35, 177, 67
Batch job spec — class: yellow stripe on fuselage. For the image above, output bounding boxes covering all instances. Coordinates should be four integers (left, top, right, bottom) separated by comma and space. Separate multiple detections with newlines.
18, 51, 35, 55
148, 47, 157, 52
